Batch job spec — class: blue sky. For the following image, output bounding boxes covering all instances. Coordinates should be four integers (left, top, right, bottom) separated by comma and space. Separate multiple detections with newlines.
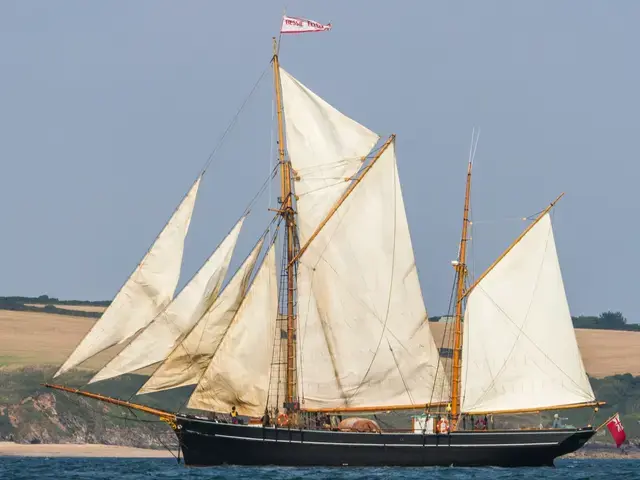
1, 1, 638, 321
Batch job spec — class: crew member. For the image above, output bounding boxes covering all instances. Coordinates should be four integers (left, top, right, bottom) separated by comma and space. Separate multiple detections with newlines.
231, 406, 238, 424
261, 409, 271, 427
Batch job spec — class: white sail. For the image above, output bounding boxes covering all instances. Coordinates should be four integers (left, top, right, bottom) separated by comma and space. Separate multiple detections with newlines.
296, 141, 449, 410
461, 213, 595, 414
279, 67, 379, 243
188, 243, 277, 417
88, 217, 245, 384
137, 236, 265, 395
55, 177, 202, 377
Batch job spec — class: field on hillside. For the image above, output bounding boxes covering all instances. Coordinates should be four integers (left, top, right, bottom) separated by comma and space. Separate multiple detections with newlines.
0, 310, 152, 375
24, 304, 107, 313
428, 322, 640, 378
0, 309, 639, 377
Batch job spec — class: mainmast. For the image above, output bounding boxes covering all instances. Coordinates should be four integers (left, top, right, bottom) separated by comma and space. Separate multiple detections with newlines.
272, 38, 297, 406
451, 160, 472, 428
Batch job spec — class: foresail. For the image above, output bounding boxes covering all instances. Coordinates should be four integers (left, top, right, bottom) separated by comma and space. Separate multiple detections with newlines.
88, 217, 245, 384
136, 236, 265, 395
55, 177, 202, 377
279, 67, 379, 243
461, 213, 595, 414
296, 141, 449, 410
188, 243, 277, 417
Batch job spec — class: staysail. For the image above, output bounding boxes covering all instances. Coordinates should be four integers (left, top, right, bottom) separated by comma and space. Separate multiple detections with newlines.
295, 141, 449, 410
55, 177, 202, 377
279, 67, 379, 242
137, 236, 265, 394
188, 243, 278, 417
461, 213, 595, 414
88, 217, 245, 384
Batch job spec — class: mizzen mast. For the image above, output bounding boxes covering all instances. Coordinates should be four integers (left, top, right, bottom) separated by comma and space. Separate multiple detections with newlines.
451, 159, 472, 428
272, 38, 298, 406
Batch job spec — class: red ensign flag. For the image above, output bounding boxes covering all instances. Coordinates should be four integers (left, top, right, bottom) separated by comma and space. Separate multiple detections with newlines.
606, 413, 626, 448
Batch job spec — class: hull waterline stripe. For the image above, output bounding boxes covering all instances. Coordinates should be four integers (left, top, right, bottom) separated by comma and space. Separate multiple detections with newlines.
184, 430, 559, 448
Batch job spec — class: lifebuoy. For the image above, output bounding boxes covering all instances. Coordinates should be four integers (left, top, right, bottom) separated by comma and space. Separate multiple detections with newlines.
438, 418, 449, 434
277, 413, 289, 427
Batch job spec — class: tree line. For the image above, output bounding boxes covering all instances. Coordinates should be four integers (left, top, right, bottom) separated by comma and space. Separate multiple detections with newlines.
429, 311, 639, 332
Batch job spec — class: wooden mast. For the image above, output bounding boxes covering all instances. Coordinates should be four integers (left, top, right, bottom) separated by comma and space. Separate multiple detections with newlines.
451, 159, 472, 429
272, 38, 297, 405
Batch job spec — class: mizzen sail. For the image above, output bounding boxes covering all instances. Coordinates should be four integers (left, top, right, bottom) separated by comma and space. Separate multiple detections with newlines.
88, 217, 245, 384
461, 213, 595, 414
55, 177, 202, 377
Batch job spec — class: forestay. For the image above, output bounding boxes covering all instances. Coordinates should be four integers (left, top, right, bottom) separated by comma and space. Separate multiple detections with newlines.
88, 217, 245, 384
137, 236, 265, 395
461, 213, 595, 414
279, 67, 379, 243
188, 243, 278, 417
296, 141, 448, 410
55, 177, 202, 377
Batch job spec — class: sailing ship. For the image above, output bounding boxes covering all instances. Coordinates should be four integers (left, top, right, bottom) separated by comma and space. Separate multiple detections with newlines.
45, 35, 602, 467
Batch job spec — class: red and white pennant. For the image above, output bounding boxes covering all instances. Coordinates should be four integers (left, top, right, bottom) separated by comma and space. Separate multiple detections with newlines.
281, 15, 332, 34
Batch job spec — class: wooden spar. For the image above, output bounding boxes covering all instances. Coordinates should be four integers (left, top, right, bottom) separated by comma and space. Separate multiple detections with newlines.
302, 401, 449, 414
463, 400, 605, 417
288, 135, 395, 267
461, 192, 565, 301
450, 160, 473, 429
43, 383, 176, 420
272, 38, 297, 404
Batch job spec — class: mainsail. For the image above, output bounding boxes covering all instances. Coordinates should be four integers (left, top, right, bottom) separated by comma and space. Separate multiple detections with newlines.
88, 217, 246, 384
188, 243, 278, 417
55, 177, 202, 377
294, 141, 449, 410
137, 236, 265, 395
461, 213, 595, 414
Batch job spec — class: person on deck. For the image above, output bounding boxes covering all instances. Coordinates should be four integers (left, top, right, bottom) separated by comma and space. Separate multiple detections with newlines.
552, 414, 562, 428
231, 406, 239, 424
261, 409, 270, 427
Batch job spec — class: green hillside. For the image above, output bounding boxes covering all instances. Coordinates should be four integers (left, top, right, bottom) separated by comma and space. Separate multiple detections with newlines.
1, 367, 638, 447
0, 367, 191, 447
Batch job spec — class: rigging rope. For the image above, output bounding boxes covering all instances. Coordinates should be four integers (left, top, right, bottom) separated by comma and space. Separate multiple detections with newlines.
200, 63, 271, 176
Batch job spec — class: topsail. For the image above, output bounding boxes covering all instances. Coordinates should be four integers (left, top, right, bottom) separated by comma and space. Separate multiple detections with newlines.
279, 67, 379, 242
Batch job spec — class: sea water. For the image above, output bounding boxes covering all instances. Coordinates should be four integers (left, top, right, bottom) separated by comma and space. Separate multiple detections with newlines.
0, 458, 638, 479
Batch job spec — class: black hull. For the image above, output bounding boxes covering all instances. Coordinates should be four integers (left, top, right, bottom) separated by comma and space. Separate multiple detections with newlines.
174, 416, 595, 467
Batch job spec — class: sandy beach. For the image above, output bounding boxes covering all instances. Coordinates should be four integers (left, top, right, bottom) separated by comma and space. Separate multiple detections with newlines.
0, 442, 174, 458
